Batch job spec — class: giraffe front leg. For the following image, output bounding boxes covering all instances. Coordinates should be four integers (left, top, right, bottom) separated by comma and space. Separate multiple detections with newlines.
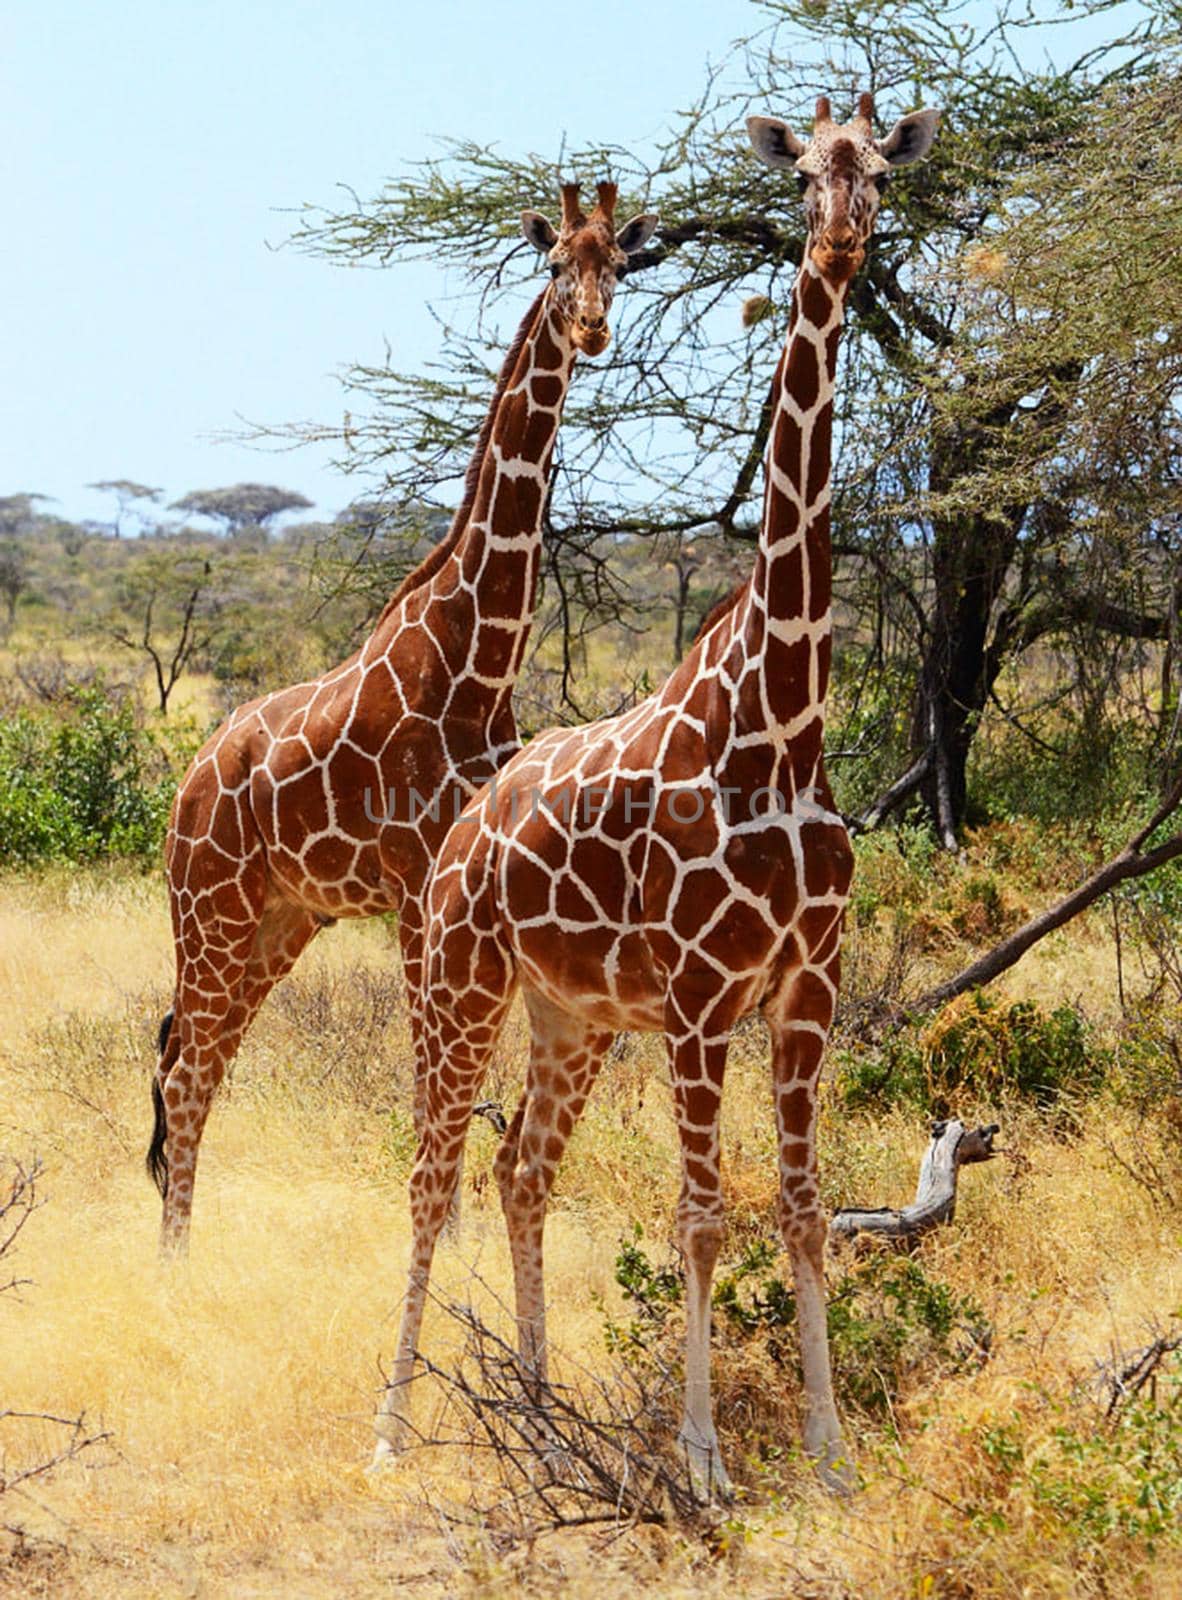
665, 1009, 733, 1502
766, 954, 851, 1493
493, 994, 611, 1462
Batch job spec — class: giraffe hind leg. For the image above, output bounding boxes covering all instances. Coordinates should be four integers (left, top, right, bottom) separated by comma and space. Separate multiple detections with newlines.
157, 899, 320, 1255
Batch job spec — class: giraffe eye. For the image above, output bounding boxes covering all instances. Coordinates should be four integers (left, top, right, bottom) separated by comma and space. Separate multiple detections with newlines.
795, 173, 810, 196
549, 262, 562, 279
872, 172, 891, 192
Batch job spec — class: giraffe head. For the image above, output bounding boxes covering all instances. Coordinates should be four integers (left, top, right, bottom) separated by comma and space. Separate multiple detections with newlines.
748, 94, 939, 284
521, 181, 658, 357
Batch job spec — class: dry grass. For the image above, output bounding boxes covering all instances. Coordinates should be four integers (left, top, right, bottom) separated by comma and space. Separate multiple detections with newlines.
1, 866, 1180, 1596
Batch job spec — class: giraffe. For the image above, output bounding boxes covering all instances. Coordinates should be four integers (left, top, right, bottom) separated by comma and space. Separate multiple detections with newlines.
147, 180, 659, 1254
376, 96, 939, 1492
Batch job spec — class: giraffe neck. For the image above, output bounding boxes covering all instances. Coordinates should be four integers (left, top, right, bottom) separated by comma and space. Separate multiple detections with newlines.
451, 291, 576, 687
367, 288, 574, 695
735, 258, 849, 750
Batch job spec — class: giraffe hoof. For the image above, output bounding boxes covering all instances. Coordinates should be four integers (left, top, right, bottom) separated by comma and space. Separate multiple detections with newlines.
677, 1422, 734, 1504
369, 1408, 412, 1473
368, 1434, 402, 1474
810, 1436, 857, 1496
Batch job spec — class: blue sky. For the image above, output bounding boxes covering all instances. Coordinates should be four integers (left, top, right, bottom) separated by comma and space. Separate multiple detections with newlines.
3, 1, 1144, 531
4, 0, 756, 528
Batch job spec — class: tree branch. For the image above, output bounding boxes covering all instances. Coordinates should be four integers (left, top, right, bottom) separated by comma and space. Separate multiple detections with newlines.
910, 775, 1182, 1014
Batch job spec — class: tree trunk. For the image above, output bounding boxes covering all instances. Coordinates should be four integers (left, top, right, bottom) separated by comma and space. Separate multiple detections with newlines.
914, 468, 1026, 848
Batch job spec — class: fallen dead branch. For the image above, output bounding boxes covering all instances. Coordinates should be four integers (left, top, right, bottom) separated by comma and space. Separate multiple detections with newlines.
830, 1120, 999, 1246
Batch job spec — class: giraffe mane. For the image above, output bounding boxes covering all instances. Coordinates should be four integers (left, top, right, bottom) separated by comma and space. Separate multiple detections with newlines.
375, 287, 549, 624
690, 578, 748, 648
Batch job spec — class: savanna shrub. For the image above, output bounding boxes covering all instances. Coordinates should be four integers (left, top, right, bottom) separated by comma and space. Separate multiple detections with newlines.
837, 992, 1103, 1114
923, 991, 1100, 1109
967, 1354, 1182, 1563
0, 685, 177, 865
605, 1230, 987, 1428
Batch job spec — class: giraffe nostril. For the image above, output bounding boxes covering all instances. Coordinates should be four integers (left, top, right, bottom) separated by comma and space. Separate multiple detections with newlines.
579, 314, 606, 331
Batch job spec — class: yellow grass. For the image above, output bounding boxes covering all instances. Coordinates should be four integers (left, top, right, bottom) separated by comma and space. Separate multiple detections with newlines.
2, 868, 1180, 1596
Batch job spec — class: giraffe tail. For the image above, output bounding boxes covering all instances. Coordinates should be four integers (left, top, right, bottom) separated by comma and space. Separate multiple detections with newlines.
146, 1008, 174, 1199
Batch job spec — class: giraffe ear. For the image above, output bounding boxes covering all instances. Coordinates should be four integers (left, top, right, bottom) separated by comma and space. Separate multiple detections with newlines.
521, 211, 558, 252
877, 108, 941, 167
747, 115, 806, 169
616, 213, 659, 255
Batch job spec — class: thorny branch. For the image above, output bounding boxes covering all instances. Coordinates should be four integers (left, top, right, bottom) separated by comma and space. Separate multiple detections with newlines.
393, 1288, 708, 1540
0, 1158, 111, 1508
0, 1158, 43, 1300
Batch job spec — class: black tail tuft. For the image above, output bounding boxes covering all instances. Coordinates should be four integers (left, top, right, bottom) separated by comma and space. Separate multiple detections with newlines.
146, 1009, 174, 1199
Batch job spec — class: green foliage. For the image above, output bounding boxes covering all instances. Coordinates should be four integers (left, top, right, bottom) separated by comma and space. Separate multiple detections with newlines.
968, 719, 1156, 831
0, 685, 178, 866
712, 1239, 796, 1341
826, 1253, 986, 1418
605, 1230, 986, 1421
1033, 1370, 1182, 1555
849, 823, 941, 927
827, 652, 919, 819
971, 1356, 1182, 1560
603, 1224, 686, 1355
383, 1104, 418, 1177
835, 1037, 929, 1113
837, 992, 1101, 1114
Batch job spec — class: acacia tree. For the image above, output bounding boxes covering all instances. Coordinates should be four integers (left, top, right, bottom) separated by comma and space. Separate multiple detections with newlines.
170, 483, 313, 541
916, 64, 1182, 812
287, 0, 1175, 842
87, 479, 162, 539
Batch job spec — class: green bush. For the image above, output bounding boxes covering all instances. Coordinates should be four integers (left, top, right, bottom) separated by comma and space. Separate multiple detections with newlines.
967, 717, 1153, 830
605, 1231, 987, 1422
836, 992, 1104, 1114
0, 685, 177, 866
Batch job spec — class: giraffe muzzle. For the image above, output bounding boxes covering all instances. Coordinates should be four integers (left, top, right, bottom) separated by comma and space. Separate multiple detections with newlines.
813, 227, 863, 282
572, 319, 611, 357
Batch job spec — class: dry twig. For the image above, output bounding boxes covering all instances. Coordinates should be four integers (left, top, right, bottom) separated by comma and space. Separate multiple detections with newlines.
397, 1289, 708, 1542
